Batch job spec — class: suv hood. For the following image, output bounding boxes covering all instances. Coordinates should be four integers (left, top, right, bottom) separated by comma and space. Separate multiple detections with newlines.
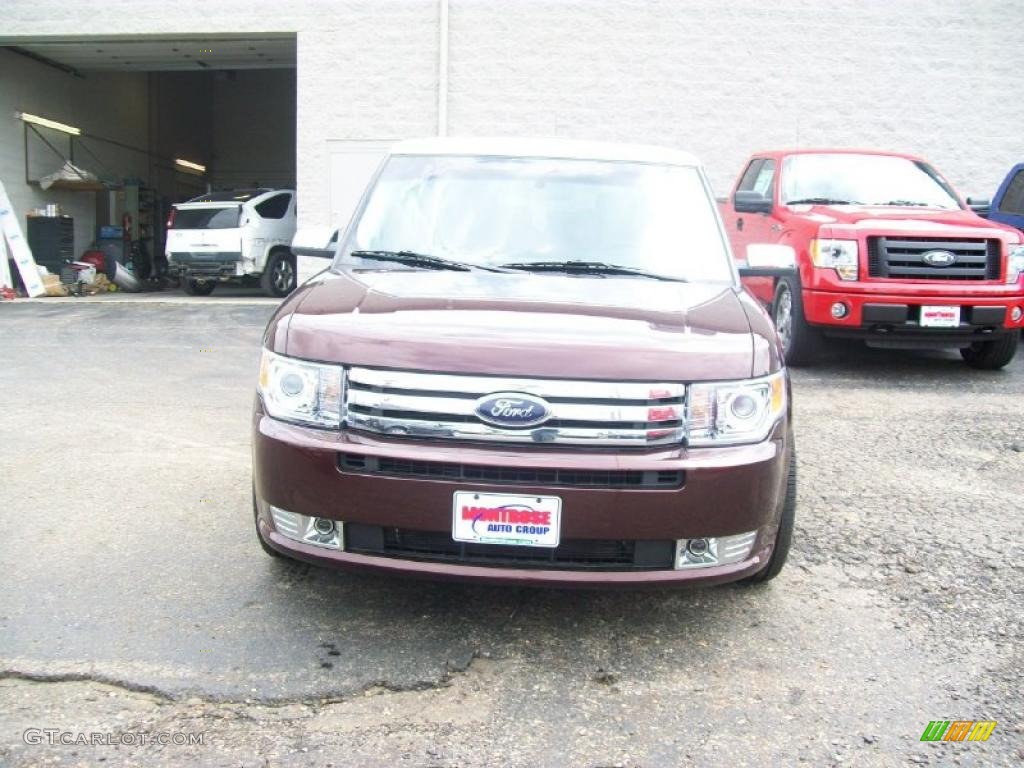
277, 269, 774, 381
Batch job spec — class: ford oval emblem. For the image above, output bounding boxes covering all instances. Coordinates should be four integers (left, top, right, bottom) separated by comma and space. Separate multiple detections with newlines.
474, 392, 552, 428
922, 249, 956, 267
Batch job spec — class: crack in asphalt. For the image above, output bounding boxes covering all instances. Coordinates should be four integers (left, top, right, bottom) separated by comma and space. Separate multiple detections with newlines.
0, 670, 175, 703
0, 650, 483, 709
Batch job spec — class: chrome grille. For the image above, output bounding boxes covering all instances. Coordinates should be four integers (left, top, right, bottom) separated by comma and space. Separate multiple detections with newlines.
867, 236, 1000, 280
345, 368, 686, 447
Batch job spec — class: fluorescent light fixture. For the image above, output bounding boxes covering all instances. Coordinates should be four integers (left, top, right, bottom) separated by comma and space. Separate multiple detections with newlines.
17, 112, 81, 136
175, 158, 206, 173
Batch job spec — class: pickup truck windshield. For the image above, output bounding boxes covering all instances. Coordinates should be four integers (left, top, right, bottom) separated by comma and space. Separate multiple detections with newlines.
337, 154, 733, 283
781, 154, 962, 209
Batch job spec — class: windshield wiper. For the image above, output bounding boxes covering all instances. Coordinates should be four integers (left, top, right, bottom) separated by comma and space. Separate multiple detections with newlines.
500, 260, 687, 282
872, 200, 932, 207
785, 197, 857, 206
349, 250, 508, 272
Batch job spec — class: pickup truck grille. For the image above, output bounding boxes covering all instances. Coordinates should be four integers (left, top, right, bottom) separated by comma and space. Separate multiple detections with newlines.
866, 236, 1000, 281
345, 368, 686, 448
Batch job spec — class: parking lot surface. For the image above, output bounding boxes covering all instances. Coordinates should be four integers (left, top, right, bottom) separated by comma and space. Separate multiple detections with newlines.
1, 302, 1021, 767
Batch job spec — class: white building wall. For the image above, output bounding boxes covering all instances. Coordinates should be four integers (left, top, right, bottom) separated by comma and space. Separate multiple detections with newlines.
446, 0, 1022, 198
2, 0, 1023, 234
295, 3, 438, 230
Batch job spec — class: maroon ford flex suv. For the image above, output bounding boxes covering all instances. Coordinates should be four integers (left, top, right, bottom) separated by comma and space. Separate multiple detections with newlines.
252, 138, 795, 588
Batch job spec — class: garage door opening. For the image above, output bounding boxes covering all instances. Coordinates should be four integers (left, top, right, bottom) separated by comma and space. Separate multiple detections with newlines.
0, 34, 296, 295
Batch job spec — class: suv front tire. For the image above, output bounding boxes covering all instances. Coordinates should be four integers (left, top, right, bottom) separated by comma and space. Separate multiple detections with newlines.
743, 447, 796, 584
261, 250, 297, 298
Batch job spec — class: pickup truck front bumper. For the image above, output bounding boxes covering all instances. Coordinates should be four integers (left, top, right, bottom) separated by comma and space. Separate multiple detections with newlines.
803, 289, 1024, 345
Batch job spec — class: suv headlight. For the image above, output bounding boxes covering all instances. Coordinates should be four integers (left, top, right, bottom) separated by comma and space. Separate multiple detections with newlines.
810, 238, 858, 281
687, 371, 787, 446
258, 349, 345, 428
1007, 245, 1024, 283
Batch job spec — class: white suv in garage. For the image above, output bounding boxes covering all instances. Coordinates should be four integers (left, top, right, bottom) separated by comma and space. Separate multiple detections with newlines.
166, 188, 297, 297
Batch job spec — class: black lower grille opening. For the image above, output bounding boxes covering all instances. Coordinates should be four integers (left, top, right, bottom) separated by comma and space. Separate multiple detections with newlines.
344, 524, 676, 571
338, 454, 685, 489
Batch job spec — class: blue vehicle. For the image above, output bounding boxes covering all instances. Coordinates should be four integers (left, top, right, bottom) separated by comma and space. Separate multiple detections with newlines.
989, 163, 1024, 233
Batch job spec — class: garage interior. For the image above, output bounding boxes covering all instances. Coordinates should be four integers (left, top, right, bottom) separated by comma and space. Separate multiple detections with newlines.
0, 35, 296, 291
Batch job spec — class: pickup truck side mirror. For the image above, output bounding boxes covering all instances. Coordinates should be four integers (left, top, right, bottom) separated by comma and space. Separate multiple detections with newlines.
966, 197, 991, 218
734, 190, 773, 214
291, 226, 339, 259
738, 244, 797, 278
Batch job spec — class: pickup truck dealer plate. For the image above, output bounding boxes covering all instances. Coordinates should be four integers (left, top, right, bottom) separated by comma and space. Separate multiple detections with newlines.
920, 305, 960, 328
452, 491, 561, 548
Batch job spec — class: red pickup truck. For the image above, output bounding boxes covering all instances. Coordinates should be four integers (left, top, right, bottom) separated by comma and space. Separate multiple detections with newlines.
720, 149, 1024, 368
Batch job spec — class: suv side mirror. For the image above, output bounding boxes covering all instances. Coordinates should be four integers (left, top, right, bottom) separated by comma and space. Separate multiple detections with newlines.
738, 244, 797, 277
966, 197, 991, 217
291, 227, 339, 259
734, 190, 773, 214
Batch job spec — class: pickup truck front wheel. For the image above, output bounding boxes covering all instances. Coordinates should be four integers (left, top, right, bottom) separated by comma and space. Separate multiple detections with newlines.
960, 333, 1019, 370
261, 250, 297, 298
773, 278, 821, 366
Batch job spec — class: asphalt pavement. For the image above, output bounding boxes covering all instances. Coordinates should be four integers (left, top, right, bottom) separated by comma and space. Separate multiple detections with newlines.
0, 298, 1021, 767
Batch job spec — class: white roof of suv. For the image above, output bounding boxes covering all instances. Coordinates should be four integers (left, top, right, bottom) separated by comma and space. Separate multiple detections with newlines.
390, 137, 700, 167
177, 189, 294, 207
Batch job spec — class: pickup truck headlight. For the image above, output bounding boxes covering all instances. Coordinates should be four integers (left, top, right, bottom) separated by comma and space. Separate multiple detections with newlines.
687, 371, 786, 447
810, 238, 858, 281
258, 349, 345, 428
1007, 245, 1024, 283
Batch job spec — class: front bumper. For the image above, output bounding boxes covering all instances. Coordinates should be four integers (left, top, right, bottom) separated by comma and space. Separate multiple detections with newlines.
251, 402, 791, 588
803, 288, 1024, 344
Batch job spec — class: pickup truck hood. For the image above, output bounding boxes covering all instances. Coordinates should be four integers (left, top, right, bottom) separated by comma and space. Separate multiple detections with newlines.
784, 205, 1021, 240
278, 269, 773, 381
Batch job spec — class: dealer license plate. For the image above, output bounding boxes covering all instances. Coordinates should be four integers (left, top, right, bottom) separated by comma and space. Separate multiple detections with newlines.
452, 491, 561, 548
920, 305, 960, 328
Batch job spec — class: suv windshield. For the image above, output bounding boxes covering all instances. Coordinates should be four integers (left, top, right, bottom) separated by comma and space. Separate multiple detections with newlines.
336, 154, 733, 283
781, 154, 962, 209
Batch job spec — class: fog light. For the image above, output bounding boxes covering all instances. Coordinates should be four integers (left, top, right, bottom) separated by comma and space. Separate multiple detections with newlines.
305, 516, 341, 549
687, 538, 709, 556
831, 302, 849, 319
268, 505, 343, 550
675, 531, 758, 569
1012, 306, 1023, 323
